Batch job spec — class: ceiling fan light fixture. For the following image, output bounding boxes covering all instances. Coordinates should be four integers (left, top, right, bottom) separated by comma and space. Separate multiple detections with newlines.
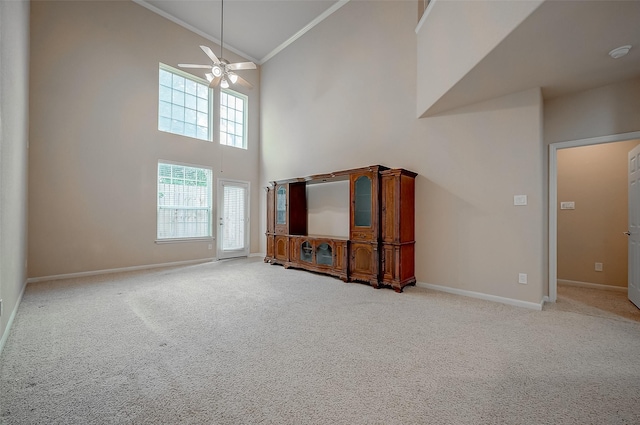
212, 65, 223, 77
609, 45, 632, 59
178, 0, 254, 89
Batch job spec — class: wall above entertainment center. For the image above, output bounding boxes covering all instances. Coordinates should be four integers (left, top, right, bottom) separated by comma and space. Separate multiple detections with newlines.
264, 165, 417, 292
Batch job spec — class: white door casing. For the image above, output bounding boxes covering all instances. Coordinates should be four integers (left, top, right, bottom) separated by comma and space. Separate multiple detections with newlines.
217, 179, 249, 260
628, 144, 640, 308
549, 131, 640, 304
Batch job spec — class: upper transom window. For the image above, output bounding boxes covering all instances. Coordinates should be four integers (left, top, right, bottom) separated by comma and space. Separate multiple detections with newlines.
220, 90, 247, 149
158, 64, 211, 141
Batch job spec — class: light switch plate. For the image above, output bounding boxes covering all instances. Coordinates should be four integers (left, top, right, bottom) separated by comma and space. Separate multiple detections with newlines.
514, 195, 527, 206
560, 201, 575, 210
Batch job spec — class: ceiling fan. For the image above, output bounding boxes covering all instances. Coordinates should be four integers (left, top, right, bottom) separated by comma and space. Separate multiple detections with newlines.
178, 0, 256, 89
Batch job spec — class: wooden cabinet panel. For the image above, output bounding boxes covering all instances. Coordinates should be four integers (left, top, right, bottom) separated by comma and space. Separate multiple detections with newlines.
380, 169, 417, 291
381, 174, 397, 243
334, 240, 348, 273
381, 244, 396, 283
265, 186, 276, 263
381, 169, 416, 244
274, 235, 289, 262
288, 182, 307, 235
350, 242, 378, 285
399, 173, 416, 243
381, 243, 416, 291
266, 186, 275, 234
266, 234, 274, 261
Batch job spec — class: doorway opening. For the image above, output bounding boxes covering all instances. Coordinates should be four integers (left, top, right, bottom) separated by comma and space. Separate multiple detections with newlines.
549, 130, 640, 309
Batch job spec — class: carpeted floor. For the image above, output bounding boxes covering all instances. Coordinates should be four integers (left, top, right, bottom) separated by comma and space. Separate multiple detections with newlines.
2, 257, 640, 424
551, 283, 640, 323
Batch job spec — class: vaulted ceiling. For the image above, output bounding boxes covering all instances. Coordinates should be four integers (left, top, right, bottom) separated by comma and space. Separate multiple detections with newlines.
135, 0, 345, 64
137, 0, 640, 111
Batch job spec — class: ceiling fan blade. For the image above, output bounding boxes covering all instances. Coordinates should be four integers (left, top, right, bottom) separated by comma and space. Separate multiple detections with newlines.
200, 45, 220, 65
235, 75, 253, 89
208, 76, 221, 88
227, 61, 257, 71
178, 64, 212, 69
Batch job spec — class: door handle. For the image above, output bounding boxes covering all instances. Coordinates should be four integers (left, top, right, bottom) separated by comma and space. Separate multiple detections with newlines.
625, 231, 631, 236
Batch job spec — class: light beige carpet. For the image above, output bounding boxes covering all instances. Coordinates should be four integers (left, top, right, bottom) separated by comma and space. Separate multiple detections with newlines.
550, 283, 640, 323
2, 258, 640, 424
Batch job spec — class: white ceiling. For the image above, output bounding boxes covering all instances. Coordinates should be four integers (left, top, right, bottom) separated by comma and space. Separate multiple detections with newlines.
426, 0, 640, 115
136, 0, 345, 64
136, 0, 640, 111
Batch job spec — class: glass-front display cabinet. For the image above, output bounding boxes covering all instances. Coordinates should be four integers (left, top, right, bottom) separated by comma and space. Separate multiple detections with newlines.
265, 165, 414, 292
274, 181, 307, 236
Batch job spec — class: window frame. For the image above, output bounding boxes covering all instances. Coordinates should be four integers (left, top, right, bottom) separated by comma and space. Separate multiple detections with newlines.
158, 63, 213, 142
156, 160, 214, 243
220, 88, 249, 150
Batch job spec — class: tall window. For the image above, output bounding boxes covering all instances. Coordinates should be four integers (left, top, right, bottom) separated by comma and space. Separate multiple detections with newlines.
157, 162, 212, 240
220, 90, 247, 149
158, 64, 211, 141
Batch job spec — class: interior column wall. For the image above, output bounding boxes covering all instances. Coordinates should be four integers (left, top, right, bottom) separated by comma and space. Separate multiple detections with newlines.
261, 0, 545, 305
0, 0, 30, 348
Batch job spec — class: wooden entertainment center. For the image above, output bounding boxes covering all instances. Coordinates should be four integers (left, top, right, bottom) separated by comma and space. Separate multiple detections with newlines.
264, 165, 417, 292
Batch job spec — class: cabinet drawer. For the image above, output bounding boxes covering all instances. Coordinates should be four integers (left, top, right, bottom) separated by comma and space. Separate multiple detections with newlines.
350, 230, 374, 241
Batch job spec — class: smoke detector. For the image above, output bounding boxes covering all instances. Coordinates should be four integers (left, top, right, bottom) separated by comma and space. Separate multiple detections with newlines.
609, 45, 632, 59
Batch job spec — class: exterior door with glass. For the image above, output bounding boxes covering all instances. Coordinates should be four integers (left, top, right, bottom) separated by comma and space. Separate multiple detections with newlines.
217, 179, 249, 259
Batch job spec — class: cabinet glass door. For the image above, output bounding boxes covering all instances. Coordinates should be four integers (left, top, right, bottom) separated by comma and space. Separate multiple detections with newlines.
276, 186, 286, 224
316, 243, 333, 266
354, 176, 372, 227
300, 241, 313, 262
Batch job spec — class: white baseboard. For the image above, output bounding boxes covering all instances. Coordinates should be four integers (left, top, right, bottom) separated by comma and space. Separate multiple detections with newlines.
415, 281, 544, 310
0, 280, 28, 355
249, 252, 265, 258
558, 279, 626, 292
26, 258, 215, 284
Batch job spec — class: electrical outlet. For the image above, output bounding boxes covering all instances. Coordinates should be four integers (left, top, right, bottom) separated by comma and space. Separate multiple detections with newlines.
595, 262, 603, 272
518, 273, 528, 284
208, 244, 213, 250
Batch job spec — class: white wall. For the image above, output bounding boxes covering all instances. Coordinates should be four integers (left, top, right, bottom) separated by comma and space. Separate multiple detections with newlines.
0, 0, 29, 348
416, 0, 542, 117
544, 77, 640, 144
557, 140, 639, 288
307, 180, 349, 238
28, 1, 261, 278
261, 0, 545, 305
